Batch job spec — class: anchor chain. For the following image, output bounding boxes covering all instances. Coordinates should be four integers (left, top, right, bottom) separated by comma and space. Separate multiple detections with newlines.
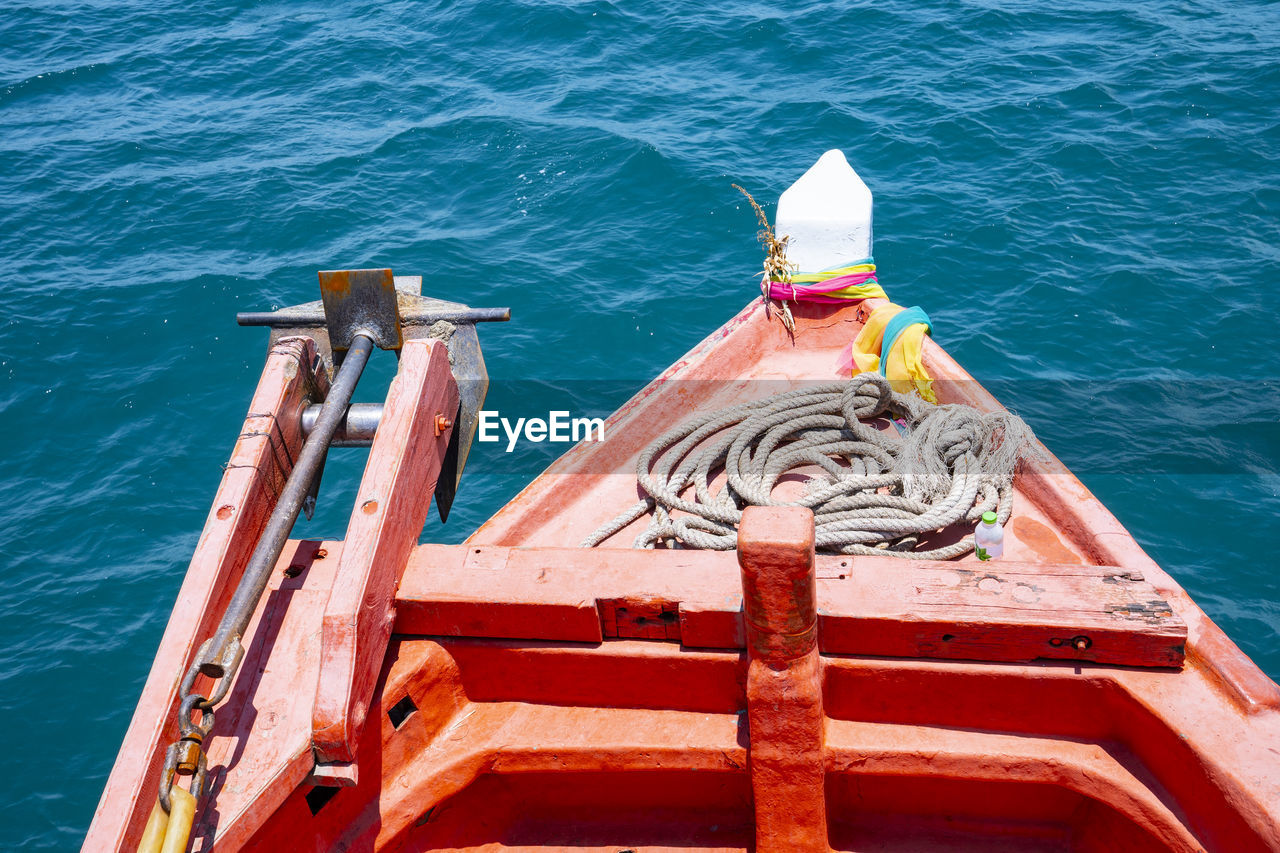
156, 637, 237, 813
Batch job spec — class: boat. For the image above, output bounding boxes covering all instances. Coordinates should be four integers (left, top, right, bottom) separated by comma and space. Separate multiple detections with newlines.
86, 151, 1280, 852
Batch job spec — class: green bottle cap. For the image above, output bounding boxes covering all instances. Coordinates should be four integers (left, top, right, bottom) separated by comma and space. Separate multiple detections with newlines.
982, 511, 998, 525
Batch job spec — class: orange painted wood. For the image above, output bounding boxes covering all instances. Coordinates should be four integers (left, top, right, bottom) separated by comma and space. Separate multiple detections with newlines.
189, 539, 340, 851
84, 337, 327, 853
247, 638, 749, 853
738, 507, 828, 853
396, 544, 719, 644
236, 635, 1280, 852
738, 506, 819, 663
459, 290, 1273, 696
816, 561, 1187, 667
394, 545, 1187, 667
311, 338, 458, 765
822, 718, 1206, 852
598, 596, 681, 639
87, 295, 1280, 851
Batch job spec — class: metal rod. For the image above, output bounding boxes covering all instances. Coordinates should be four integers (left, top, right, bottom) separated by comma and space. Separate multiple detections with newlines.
198, 333, 376, 678
301, 402, 383, 446
236, 306, 510, 327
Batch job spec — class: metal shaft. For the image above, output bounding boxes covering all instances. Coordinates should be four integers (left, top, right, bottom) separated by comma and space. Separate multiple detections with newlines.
235, 306, 510, 327
301, 402, 383, 446
199, 333, 375, 678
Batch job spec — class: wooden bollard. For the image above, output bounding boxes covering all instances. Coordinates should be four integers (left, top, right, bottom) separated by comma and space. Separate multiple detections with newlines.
738, 505, 828, 853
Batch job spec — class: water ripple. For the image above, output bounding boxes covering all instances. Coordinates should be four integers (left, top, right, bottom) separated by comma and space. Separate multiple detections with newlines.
2, 0, 1279, 846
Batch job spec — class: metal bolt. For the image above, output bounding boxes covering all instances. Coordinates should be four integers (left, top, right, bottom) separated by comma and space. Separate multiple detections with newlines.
434, 413, 453, 436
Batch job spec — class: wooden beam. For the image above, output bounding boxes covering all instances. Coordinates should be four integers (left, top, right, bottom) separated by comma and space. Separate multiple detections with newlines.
817, 562, 1185, 667
394, 546, 1187, 668
311, 339, 458, 767
86, 337, 328, 853
738, 507, 828, 853
192, 540, 341, 851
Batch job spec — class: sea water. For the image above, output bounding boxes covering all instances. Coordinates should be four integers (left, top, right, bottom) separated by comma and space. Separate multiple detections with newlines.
1, 1, 1277, 846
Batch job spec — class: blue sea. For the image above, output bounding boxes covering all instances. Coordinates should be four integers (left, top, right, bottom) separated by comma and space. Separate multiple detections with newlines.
2, 0, 1277, 847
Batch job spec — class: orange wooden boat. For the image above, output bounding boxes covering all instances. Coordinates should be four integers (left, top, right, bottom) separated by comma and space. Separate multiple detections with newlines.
87, 153, 1280, 852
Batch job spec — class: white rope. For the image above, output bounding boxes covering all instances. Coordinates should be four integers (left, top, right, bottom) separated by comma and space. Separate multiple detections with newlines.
582, 373, 1037, 559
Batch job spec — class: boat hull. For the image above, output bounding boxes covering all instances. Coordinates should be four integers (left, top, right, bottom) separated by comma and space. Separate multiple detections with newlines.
87, 298, 1280, 852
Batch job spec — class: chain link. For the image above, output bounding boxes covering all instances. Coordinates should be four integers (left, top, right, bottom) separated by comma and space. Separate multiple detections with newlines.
156, 639, 236, 814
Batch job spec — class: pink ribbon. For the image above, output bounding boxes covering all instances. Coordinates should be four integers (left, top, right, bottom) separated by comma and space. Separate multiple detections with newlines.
766, 270, 880, 304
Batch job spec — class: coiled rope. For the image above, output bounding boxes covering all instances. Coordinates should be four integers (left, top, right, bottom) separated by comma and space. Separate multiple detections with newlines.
582, 373, 1036, 559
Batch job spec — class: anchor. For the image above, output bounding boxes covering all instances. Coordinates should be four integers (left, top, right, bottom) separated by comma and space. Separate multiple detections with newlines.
236, 269, 508, 522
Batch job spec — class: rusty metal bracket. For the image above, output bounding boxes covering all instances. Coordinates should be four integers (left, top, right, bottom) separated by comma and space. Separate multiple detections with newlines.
428, 320, 489, 521
318, 269, 403, 358
598, 597, 681, 640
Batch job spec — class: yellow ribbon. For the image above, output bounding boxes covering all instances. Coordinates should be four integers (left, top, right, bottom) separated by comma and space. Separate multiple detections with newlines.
848, 303, 937, 403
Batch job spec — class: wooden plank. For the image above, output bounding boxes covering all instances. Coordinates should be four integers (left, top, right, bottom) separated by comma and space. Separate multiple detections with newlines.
738, 507, 828, 853
816, 562, 1185, 667
85, 337, 328, 853
598, 597, 682, 640
191, 540, 340, 851
396, 545, 732, 643
394, 547, 1186, 668
396, 543, 604, 642
311, 338, 458, 766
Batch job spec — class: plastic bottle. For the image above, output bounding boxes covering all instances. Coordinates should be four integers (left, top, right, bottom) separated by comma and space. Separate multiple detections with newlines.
975, 511, 1003, 561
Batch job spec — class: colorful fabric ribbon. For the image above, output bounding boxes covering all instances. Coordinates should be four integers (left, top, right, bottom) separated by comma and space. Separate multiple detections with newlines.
765, 257, 935, 403
767, 259, 887, 303
839, 303, 937, 403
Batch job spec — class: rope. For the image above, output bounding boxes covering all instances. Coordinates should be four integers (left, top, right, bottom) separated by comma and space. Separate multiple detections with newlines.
581, 373, 1037, 559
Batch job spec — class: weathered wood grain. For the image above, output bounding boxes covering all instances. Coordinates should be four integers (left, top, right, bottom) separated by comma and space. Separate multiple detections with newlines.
395, 547, 1186, 668
311, 338, 458, 767
86, 337, 327, 853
